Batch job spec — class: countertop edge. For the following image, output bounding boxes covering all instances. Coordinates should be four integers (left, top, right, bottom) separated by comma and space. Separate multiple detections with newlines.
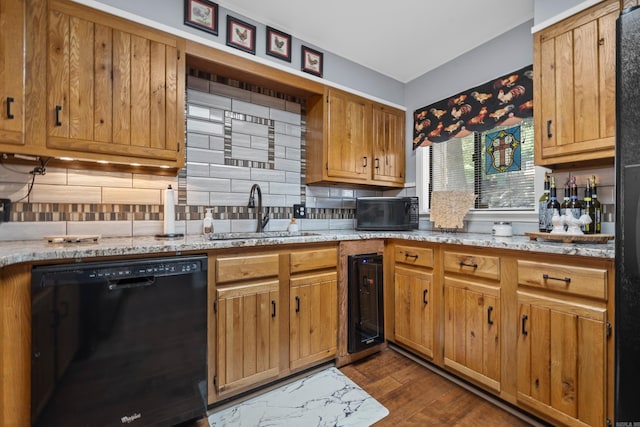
0, 231, 614, 268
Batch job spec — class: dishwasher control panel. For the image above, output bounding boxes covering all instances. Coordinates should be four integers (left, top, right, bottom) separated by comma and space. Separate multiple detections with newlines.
32, 255, 208, 287
88, 260, 203, 280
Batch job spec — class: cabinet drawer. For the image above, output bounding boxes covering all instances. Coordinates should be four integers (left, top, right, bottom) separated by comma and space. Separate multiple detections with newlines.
216, 253, 279, 284
443, 251, 500, 281
290, 247, 337, 274
394, 245, 434, 268
517, 260, 607, 300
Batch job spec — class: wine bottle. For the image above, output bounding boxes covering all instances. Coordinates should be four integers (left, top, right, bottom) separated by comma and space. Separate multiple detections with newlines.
539, 174, 550, 232
546, 176, 560, 232
591, 175, 602, 234
568, 176, 582, 224
583, 179, 596, 234
560, 179, 570, 216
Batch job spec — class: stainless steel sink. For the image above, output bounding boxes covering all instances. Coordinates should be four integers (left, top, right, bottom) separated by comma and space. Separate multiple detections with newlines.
205, 231, 320, 240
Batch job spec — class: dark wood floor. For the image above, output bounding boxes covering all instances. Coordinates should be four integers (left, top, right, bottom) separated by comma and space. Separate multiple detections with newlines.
339, 347, 537, 426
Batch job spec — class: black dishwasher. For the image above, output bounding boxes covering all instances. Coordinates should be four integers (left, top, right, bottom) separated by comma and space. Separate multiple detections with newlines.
30, 255, 208, 427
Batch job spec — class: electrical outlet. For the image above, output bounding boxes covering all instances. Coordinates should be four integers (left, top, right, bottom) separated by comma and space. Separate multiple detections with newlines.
0, 198, 11, 222
293, 204, 306, 219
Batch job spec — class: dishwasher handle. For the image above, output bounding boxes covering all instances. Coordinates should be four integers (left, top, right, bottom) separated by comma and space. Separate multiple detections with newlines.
107, 276, 156, 291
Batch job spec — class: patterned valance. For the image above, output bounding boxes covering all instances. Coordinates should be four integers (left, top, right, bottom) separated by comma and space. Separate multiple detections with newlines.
413, 64, 533, 149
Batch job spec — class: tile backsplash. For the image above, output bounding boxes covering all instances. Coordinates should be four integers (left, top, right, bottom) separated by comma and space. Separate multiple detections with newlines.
0, 70, 384, 240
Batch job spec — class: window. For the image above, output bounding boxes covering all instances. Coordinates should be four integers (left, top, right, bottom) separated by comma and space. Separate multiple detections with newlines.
417, 117, 536, 214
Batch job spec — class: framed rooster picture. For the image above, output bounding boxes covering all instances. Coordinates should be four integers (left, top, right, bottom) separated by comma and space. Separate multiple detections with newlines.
301, 45, 323, 77
226, 16, 256, 55
184, 0, 218, 36
266, 27, 292, 62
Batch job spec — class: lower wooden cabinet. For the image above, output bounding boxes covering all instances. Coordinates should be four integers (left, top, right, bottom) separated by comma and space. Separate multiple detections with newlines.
388, 242, 613, 427
210, 245, 338, 403
394, 265, 434, 359
215, 280, 280, 395
289, 271, 338, 370
443, 277, 501, 392
516, 292, 607, 427
515, 258, 610, 426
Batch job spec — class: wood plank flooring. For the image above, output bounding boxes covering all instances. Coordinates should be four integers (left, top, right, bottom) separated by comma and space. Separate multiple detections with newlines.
339, 347, 540, 426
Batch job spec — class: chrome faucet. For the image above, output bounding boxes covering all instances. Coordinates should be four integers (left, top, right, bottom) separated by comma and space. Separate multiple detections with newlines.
248, 184, 269, 232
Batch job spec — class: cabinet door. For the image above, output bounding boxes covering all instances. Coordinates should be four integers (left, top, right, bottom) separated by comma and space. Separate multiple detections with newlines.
517, 291, 607, 427
372, 105, 405, 186
216, 280, 279, 395
326, 88, 371, 182
0, 0, 25, 148
290, 271, 337, 370
45, 0, 184, 166
534, 0, 618, 166
443, 277, 501, 392
394, 265, 434, 358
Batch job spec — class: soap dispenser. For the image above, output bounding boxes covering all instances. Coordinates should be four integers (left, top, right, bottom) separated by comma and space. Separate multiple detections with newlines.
287, 217, 298, 233
203, 208, 214, 235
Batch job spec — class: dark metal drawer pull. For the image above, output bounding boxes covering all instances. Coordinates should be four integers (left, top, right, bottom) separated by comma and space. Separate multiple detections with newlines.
547, 119, 553, 138
459, 261, 478, 269
423, 289, 428, 304
521, 314, 528, 336
488, 306, 494, 325
55, 105, 63, 127
295, 296, 300, 313
271, 300, 276, 318
6, 97, 14, 119
542, 274, 571, 284
404, 252, 419, 260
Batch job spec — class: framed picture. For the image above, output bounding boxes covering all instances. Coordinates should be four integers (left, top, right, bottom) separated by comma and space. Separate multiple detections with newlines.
266, 26, 292, 62
226, 16, 256, 55
184, 0, 218, 36
301, 45, 323, 77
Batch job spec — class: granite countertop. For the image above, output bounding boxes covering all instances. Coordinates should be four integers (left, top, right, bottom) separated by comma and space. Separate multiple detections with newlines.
0, 230, 614, 268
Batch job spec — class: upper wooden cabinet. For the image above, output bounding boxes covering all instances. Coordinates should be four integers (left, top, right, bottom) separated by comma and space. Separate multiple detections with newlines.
306, 87, 405, 188
25, 0, 185, 168
0, 0, 25, 150
372, 104, 405, 185
533, 0, 619, 167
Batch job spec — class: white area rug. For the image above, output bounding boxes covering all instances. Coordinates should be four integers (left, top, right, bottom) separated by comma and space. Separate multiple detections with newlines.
208, 367, 389, 427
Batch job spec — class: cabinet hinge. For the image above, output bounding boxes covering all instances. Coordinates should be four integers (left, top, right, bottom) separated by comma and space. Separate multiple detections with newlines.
606, 322, 612, 338
177, 49, 181, 60
606, 417, 612, 426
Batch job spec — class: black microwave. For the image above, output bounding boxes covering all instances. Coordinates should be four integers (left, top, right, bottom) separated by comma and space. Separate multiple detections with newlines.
355, 197, 419, 231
